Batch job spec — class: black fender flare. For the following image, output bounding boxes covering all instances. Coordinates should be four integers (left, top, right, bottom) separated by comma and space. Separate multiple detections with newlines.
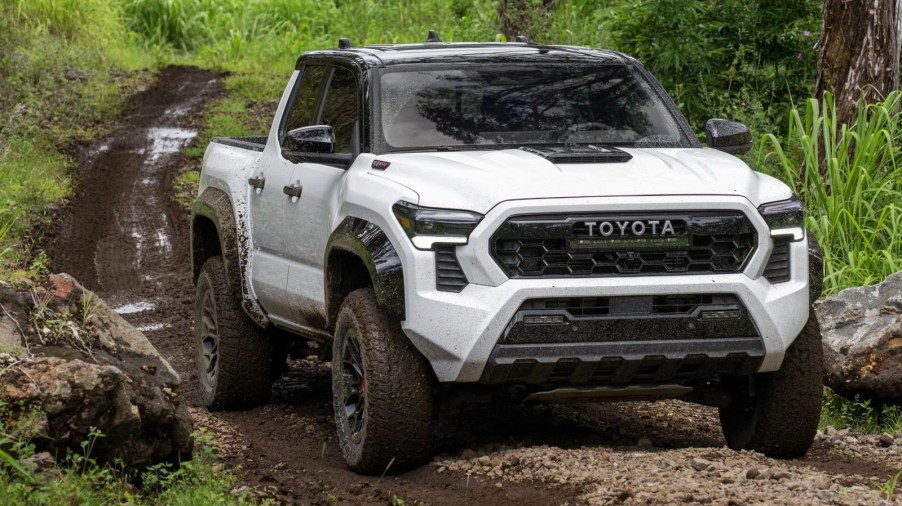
325, 217, 405, 326
191, 188, 269, 327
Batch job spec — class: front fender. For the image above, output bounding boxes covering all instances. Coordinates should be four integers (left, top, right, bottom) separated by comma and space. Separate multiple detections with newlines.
326, 217, 405, 324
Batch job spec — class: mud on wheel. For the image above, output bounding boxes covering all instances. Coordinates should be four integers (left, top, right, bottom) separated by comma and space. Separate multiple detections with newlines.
195, 256, 273, 411
332, 288, 434, 474
719, 311, 823, 458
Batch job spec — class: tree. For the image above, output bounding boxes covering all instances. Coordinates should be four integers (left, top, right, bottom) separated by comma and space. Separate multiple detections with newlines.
816, 0, 902, 127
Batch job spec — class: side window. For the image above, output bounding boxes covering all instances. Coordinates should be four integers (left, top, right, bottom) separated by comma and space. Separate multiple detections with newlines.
283, 65, 328, 138
321, 68, 359, 153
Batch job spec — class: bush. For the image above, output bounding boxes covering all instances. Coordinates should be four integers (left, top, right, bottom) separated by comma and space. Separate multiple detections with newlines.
605, 0, 820, 136
759, 92, 902, 294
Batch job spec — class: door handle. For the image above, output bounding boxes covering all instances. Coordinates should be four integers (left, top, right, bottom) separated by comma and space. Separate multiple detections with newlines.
248, 174, 265, 190
283, 182, 303, 199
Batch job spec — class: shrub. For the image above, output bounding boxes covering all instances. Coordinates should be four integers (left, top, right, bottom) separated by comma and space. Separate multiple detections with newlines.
759, 92, 902, 294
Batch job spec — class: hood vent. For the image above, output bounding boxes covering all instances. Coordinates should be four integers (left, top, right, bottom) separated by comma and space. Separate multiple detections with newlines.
520, 145, 633, 164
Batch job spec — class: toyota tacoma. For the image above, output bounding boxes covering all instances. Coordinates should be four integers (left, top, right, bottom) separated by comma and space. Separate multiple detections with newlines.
191, 33, 824, 474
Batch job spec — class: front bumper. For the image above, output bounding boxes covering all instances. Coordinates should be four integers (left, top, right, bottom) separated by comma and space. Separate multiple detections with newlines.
394, 196, 809, 383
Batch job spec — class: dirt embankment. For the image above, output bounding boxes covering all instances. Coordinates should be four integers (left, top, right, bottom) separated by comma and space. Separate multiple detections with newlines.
45, 66, 902, 505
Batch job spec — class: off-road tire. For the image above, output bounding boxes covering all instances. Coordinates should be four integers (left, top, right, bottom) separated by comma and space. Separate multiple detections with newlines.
195, 256, 273, 410
332, 288, 434, 474
719, 311, 823, 458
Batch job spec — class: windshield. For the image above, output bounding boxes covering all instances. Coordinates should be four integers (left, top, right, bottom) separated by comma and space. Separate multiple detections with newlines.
379, 64, 691, 150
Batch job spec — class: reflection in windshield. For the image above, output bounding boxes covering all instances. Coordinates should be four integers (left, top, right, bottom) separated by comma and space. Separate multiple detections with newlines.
380, 65, 686, 149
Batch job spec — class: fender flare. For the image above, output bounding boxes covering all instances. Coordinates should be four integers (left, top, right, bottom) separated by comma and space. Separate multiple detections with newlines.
191, 188, 269, 328
325, 217, 405, 326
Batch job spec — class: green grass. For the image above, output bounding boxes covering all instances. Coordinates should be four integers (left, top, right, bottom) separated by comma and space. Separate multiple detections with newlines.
758, 91, 902, 294
820, 389, 902, 434
0, 419, 263, 506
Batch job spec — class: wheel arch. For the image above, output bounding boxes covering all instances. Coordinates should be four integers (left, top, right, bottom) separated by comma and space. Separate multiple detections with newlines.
325, 217, 405, 329
191, 187, 269, 327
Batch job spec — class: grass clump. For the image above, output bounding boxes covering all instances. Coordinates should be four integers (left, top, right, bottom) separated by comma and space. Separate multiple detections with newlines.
819, 390, 902, 434
759, 91, 902, 295
0, 412, 262, 506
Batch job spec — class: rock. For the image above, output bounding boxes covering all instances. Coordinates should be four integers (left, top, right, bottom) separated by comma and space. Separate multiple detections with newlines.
879, 434, 894, 447
689, 457, 711, 472
21, 452, 55, 474
0, 275, 191, 468
636, 437, 654, 449
816, 271, 902, 400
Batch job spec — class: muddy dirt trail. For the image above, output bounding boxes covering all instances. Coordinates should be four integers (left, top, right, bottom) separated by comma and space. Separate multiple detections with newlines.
47, 66, 901, 505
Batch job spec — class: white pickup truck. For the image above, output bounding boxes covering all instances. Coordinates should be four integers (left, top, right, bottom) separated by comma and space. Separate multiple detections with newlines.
191, 35, 824, 474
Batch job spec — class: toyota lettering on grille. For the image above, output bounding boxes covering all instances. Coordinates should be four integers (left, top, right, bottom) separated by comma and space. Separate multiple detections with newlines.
571, 219, 690, 251
581, 219, 676, 237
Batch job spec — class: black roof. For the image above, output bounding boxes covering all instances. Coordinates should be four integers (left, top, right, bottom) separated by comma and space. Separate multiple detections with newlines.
296, 42, 632, 69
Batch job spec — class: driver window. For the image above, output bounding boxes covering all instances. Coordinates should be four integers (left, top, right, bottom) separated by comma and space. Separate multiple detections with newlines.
320, 67, 359, 153
283, 65, 327, 141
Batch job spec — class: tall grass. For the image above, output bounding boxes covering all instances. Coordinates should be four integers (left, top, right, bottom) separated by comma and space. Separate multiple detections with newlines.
759, 92, 902, 294
122, 0, 499, 72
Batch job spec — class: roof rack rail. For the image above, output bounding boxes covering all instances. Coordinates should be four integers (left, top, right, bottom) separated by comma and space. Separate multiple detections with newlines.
515, 35, 529, 43
338, 37, 353, 49
426, 30, 442, 43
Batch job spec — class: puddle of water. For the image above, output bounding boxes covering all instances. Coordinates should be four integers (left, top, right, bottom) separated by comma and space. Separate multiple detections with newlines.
136, 323, 170, 332
114, 301, 155, 314
146, 127, 197, 163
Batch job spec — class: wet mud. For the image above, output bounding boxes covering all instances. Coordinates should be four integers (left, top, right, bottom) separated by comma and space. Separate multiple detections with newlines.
46, 66, 896, 505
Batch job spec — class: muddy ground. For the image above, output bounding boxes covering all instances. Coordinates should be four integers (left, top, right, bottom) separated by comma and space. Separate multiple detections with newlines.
46, 67, 901, 504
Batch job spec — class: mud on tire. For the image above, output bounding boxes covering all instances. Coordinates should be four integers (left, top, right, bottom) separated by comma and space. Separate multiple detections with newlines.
332, 288, 434, 474
719, 311, 823, 458
195, 256, 273, 410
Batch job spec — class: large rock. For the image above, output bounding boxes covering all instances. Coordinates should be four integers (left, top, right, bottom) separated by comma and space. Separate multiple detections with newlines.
0, 274, 191, 467
816, 271, 902, 401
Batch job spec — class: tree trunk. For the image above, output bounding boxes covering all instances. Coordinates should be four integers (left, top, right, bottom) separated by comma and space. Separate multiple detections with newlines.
815, 0, 902, 127
498, 0, 555, 41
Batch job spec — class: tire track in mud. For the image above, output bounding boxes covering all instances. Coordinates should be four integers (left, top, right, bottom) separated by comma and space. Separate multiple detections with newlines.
46, 66, 898, 505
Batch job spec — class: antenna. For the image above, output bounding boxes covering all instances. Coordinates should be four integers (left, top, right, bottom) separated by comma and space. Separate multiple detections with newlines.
426, 30, 442, 43
338, 37, 353, 49
515, 35, 529, 43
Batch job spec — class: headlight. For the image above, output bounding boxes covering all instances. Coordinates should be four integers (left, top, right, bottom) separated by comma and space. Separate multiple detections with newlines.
392, 201, 483, 250
758, 197, 804, 241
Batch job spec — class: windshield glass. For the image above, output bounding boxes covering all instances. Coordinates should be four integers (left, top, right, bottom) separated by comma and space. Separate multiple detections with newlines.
379, 64, 690, 150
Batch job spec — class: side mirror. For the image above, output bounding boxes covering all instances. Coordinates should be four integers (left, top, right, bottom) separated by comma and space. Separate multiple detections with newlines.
705, 119, 751, 155
283, 125, 335, 153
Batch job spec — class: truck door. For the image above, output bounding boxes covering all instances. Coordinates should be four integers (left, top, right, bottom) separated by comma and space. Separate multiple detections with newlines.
281, 65, 361, 333
248, 65, 329, 320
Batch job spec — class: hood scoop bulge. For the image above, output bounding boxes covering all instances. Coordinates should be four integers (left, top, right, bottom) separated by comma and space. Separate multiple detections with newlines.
519, 145, 633, 164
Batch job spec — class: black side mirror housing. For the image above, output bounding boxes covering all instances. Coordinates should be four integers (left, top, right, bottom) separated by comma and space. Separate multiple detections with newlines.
705, 119, 751, 155
283, 125, 335, 153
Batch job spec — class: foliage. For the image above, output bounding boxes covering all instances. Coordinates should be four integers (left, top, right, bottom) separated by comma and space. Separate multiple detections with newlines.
121, 0, 499, 72
0, 419, 260, 505
819, 389, 902, 434
759, 92, 902, 294
605, 0, 821, 137
872, 471, 902, 501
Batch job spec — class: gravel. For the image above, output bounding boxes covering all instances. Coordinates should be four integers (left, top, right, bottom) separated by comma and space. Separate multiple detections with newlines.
434, 400, 902, 505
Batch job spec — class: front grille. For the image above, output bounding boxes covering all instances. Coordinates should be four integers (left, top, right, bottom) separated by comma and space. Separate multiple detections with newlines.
435, 246, 468, 292
492, 211, 756, 278
764, 237, 791, 283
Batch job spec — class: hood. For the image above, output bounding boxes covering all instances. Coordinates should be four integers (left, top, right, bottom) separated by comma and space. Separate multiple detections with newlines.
368, 148, 791, 213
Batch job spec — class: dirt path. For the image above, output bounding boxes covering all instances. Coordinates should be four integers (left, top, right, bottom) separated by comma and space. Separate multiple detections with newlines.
46, 66, 901, 505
